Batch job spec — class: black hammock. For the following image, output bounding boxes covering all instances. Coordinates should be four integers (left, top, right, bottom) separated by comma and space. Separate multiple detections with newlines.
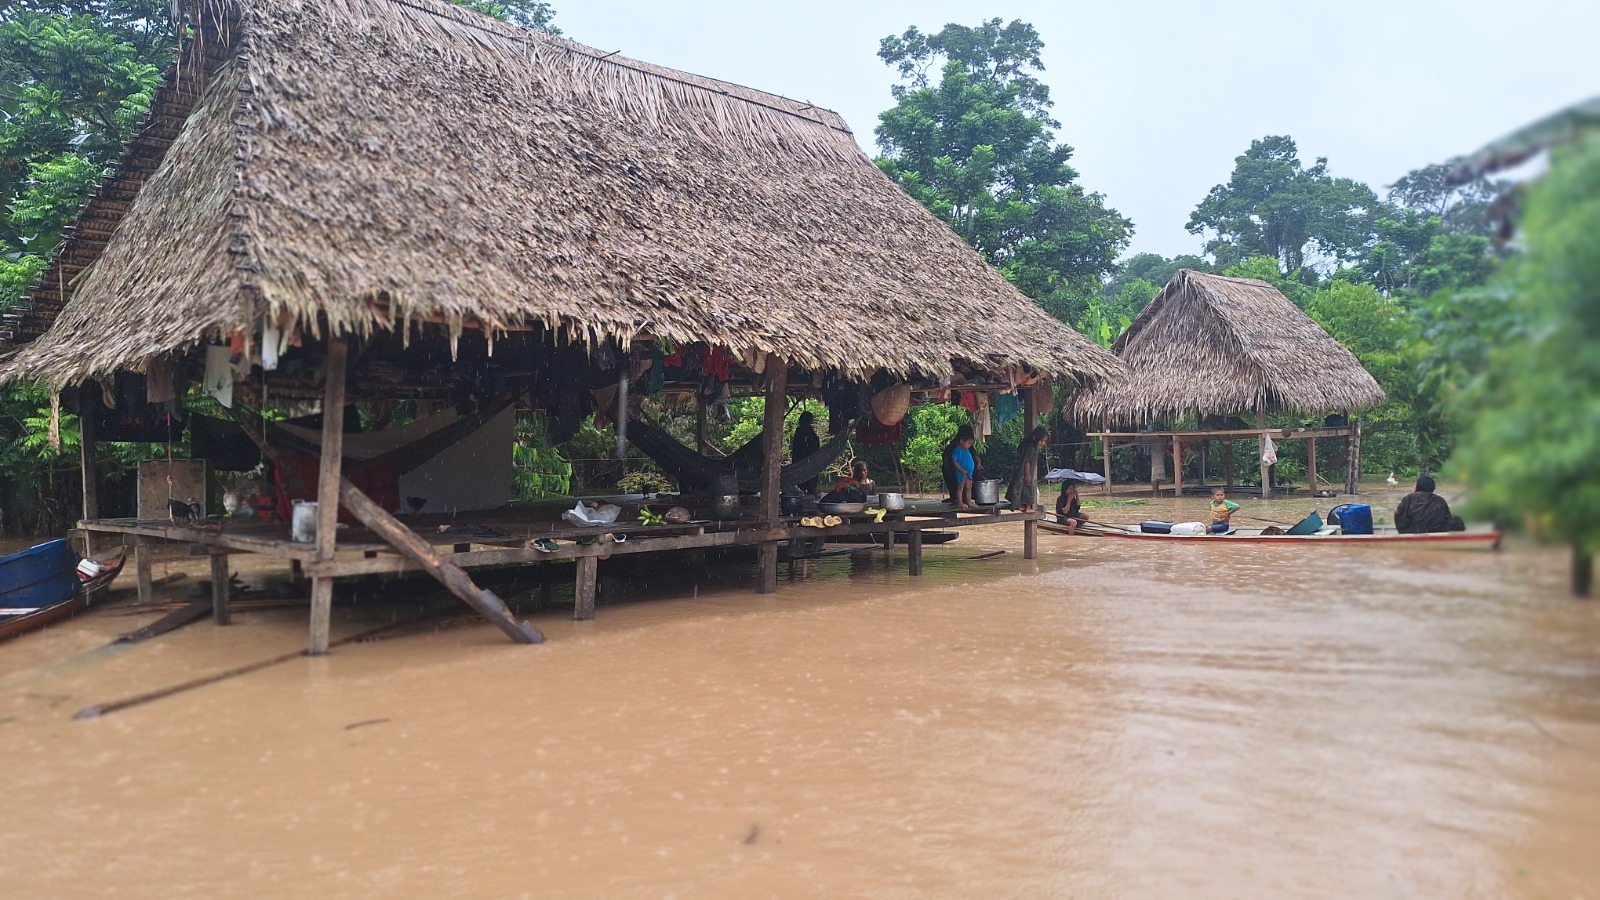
626, 417, 854, 492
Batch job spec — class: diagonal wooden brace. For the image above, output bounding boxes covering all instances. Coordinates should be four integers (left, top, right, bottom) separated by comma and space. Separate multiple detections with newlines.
337, 477, 543, 645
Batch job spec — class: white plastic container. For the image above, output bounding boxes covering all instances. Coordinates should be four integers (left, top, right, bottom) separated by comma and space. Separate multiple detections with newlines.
291, 500, 318, 543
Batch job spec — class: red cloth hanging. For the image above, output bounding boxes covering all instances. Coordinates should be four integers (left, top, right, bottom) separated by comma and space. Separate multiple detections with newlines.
854, 416, 902, 445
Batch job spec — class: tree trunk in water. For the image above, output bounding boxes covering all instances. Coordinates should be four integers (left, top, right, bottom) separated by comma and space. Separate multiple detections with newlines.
1574, 544, 1594, 598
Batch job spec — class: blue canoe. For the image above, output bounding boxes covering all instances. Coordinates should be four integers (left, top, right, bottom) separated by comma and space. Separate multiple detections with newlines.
0, 540, 125, 642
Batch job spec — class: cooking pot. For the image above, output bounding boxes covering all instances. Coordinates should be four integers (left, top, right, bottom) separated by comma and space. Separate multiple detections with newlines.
713, 494, 741, 518
973, 479, 1001, 506
780, 492, 806, 517
877, 492, 905, 511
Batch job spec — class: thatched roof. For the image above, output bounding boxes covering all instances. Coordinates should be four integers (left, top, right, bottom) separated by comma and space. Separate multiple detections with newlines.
1068, 269, 1385, 424
0, 0, 1121, 388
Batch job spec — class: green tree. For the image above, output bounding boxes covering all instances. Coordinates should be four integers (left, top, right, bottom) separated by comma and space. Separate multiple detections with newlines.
1188, 135, 1380, 275
1449, 133, 1600, 594
874, 18, 1131, 326
449, 0, 558, 31
1386, 161, 1503, 237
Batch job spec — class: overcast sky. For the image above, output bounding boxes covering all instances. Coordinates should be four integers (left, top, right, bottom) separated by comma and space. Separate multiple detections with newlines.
554, 0, 1599, 260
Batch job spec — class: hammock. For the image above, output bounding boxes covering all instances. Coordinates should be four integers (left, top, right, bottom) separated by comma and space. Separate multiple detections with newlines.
626, 418, 854, 492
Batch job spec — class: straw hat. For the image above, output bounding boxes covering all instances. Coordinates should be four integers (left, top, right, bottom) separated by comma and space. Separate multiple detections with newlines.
870, 383, 911, 426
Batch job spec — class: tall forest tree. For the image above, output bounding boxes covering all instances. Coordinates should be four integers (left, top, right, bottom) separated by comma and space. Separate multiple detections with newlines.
874, 18, 1131, 326
1449, 133, 1600, 595
1188, 135, 1379, 276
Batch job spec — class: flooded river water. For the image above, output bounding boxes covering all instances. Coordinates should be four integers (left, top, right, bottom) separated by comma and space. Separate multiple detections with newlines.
3, 488, 1599, 897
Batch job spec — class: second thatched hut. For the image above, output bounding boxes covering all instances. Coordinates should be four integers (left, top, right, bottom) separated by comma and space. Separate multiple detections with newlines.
1069, 269, 1385, 497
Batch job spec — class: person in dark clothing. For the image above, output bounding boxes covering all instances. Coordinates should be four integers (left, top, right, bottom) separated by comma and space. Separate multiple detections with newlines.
1007, 426, 1049, 513
1394, 475, 1466, 533
1056, 481, 1090, 533
792, 411, 821, 495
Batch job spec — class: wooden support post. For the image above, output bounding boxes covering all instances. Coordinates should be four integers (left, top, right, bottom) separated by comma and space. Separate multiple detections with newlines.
1225, 441, 1236, 488
615, 367, 629, 460
1346, 421, 1362, 495
883, 525, 895, 566
695, 393, 708, 456
1024, 516, 1038, 560
1307, 436, 1318, 494
79, 385, 98, 524
1574, 544, 1594, 598
339, 477, 543, 643
309, 337, 348, 656
135, 538, 154, 605
210, 552, 231, 626
1257, 406, 1271, 501
1149, 436, 1165, 492
575, 556, 598, 620
1102, 440, 1113, 496
756, 541, 779, 594
1172, 434, 1183, 498
755, 354, 786, 595
1200, 441, 1209, 486
907, 527, 923, 576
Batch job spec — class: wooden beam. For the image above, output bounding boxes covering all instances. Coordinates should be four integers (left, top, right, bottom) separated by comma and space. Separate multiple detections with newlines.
1307, 436, 1318, 494
1024, 514, 1038, 560
210, 552, 231, 626
79, 384, 98, 523
1257, 406, 1271, 501
135, 538, 153, 605
907, 527, 924, 576
1172, 434, 1183, 498
695, 393, 708, 456
756, 354, 786, 594
575, 556, 597, 620
338, 477, 543, 643
310, 336, 348, 655
615, 366, 629, 459
1102, 416, 1113, 496
1225, 442, 1236, 488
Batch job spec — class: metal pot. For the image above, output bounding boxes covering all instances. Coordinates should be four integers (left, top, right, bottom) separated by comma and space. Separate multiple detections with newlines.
713, 494, 741, 518
780, 492, 806, 517
973, 479, 1001, 505
877, 492, 905, 511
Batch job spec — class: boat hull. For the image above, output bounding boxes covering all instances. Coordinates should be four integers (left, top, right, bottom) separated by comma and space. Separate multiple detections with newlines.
1040, 521, 1500, 550
0, 544, 126, 643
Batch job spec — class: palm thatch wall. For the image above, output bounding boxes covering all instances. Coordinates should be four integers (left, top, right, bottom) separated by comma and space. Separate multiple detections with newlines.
1068, 270, 1385, 425
0, 0, 1121, 389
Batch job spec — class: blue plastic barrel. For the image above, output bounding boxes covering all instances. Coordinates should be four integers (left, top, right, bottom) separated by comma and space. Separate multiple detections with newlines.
1330, 503, 1373, 535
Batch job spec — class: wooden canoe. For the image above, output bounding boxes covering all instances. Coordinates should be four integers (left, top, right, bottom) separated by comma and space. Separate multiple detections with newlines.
0, 544, 127, 642
1040, 520, 1500, 550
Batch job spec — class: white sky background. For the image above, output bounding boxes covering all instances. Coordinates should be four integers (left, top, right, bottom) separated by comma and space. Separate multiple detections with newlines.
554, 0, 1600, 260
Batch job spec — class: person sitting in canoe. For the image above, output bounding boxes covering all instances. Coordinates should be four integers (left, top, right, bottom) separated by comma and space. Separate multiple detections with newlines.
1209, 487, 1240, 533
1056, 481, 1090, 534
1394, 476, 1466, 534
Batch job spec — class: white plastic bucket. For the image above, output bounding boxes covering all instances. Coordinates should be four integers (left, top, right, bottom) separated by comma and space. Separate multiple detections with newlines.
291, 500, 318, 543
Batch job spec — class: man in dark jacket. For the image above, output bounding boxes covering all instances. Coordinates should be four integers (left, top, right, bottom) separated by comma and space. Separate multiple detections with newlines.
1394, 476, 1466, 533
791, 411, 821, 495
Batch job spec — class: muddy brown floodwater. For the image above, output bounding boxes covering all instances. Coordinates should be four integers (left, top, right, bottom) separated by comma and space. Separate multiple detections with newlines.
3, 487, 1599, 897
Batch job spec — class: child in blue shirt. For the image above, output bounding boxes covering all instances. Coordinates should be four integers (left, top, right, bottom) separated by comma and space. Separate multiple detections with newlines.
951, 436, 977, 509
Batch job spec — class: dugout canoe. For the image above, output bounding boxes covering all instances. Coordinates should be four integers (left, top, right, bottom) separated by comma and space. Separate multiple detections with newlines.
1040, 520, 1500, 550
0, 541, 127, 642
